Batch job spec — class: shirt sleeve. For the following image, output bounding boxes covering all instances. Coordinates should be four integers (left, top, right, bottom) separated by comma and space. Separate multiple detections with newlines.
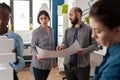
11, 34, 25, 71
15, 34, 24, 57
84, 27, 98, 54
62, 28, 68, 48
31, 30, 39, 55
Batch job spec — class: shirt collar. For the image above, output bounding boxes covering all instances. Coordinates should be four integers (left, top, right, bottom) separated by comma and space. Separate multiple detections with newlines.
72, 22, 84, 29
39, 26, 51, 31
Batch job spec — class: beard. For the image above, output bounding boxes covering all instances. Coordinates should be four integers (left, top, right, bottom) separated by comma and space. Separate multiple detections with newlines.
71, 17, 78, 26
0, 26, 8, 35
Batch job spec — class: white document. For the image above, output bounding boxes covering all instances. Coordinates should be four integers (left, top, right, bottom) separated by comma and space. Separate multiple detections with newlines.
0, 53, 15, 63
0, 39, 14, 53
0, 63, 13, 80
36, 40, 81, 58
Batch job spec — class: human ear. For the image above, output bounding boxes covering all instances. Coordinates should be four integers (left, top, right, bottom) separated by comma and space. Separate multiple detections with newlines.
113, 26, 120, 34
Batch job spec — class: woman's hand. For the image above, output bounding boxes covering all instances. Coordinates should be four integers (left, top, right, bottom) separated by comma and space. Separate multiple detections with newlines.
56, 45, 64, 50
36, 54, 44, 61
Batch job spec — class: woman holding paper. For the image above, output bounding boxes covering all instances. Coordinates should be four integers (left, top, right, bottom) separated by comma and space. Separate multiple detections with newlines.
31, 10, 56, 80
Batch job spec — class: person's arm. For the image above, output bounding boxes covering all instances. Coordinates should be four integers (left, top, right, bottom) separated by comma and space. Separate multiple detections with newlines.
77, 26, 98, 55
83, 27, 98, 55
12, 48, 18, 64
10, 34, 25, 71
15, 35, 24, 57
31, 30, 44, 61
31, 31, 39, 55
84, 38, 98, 54
61, 28, 68, 48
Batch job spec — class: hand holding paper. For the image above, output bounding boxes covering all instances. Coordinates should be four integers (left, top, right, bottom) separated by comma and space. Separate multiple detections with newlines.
36, 40, 81, 58
77, 49, 85, 56
36, 54, 44, 61
56, 44, 64, 50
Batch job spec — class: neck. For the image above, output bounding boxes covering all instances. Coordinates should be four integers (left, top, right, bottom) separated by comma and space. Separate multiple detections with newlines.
41, 25, 48, 29
108, 37, 120, 48
74, 21, 82, 29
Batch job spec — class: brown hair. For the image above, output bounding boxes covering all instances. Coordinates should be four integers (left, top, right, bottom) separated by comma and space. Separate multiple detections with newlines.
89, 0, 120, 30
37, 10, 50, 24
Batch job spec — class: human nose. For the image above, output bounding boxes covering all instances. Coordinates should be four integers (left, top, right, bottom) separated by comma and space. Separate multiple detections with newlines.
91, 30, 96, 38
0, 19, 1, 26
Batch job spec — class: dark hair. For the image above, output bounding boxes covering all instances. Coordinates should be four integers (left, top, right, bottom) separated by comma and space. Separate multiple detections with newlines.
89, 0, 120, 30
73, 7, 82, 16
37, 10, 50, 24
0, 2, 11, 13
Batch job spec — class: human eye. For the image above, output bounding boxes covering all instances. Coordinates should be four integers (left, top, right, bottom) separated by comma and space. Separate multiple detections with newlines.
40, 17, 43, 20
95, 29, 102, 34
3, 17, 8, 20
44, 17, 47, 20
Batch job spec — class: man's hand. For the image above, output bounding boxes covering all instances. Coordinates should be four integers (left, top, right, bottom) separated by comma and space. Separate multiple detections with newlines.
52, 61, 57, 68
56, 45, 64, 50
77, 49, 85, 56
12, 48, 18, 64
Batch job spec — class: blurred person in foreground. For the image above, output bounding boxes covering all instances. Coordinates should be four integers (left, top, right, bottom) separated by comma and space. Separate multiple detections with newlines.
89, 0, 120, 79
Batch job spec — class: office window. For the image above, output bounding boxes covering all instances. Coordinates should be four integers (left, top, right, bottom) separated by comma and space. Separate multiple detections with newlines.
13, 0, 30, 30
58, 15, 63, 44
0, 0, 10, 5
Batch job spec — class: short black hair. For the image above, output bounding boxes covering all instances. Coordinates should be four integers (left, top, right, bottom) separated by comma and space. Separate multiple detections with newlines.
37, 10, 50, 24
89, 0, 120, 30
0, 2, 11, 13
73, 7, 82, 16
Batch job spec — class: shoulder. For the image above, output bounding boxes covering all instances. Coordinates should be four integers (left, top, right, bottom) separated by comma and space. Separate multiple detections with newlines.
65, 27, 73, 32
7, 31, 21, 39
103, 55, 120, 77
32, 27, 41, 35
49, 26, 54, 32
82, 23, 91, 30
